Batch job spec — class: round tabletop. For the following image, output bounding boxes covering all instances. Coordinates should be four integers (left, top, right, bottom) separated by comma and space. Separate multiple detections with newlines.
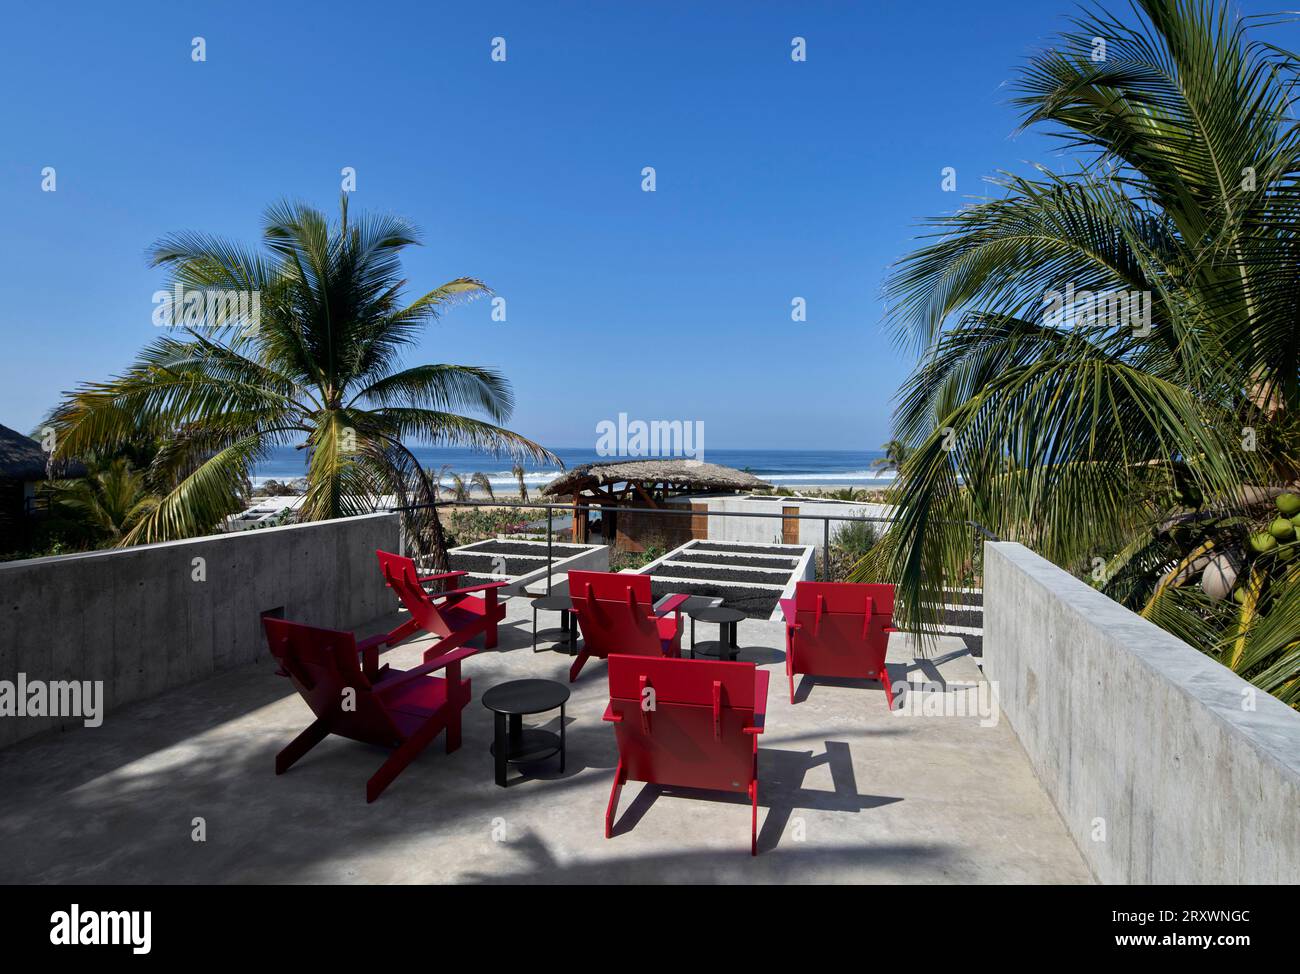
482, 678, 571, 715
532, 596, 572, 612
690, 606, 746, 624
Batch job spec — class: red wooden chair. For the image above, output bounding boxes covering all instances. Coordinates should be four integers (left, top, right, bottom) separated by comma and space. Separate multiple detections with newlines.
263, 617, 475, 802
374, 550, 505, 673
780, 581, 897, 708
566, 570, 690, 683
603, 654, 769, 855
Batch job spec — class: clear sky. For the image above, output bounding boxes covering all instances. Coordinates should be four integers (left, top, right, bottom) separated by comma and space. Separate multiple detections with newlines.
2, 0, 1293, 450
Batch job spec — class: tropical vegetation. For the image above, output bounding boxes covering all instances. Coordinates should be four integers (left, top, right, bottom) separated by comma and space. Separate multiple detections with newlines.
856, 0, 1300, 705
42, 197, 555, 571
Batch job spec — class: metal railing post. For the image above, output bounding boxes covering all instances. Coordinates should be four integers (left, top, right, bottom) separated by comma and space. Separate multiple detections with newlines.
546, 505, 554, 595
823, 518, 830, 580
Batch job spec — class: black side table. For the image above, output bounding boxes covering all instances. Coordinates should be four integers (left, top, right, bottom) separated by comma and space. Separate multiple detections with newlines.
482, 679, 570, 787
689, 606, 746, 661
532, 595, 577, 654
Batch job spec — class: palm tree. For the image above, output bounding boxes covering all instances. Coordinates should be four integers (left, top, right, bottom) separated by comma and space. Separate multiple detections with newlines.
470, 471, 494, 500
512, 461, 529, 503
45, 197, 557, 572
870, 440, 909, 474
46, 458, 159, 543
861, 0, 1300, 704
448, 472, 470, 502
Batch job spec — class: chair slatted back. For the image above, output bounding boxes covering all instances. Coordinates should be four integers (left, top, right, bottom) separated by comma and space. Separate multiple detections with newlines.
569, 570, 664, 657
377, 549, 453, 638
607, 654, 757, 793
263, 617, 403, 747
791, 581, 893, 679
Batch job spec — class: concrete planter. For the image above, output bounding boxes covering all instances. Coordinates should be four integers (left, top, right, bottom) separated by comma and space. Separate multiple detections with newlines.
446, 537, 607, 597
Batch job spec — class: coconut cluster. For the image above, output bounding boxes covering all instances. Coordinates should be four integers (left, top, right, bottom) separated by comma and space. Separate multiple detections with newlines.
1202, 492, 1300, 602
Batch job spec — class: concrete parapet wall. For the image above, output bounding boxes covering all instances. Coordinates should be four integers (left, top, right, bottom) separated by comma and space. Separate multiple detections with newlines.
0, 513, 399, 749
983, 541, 1300, 884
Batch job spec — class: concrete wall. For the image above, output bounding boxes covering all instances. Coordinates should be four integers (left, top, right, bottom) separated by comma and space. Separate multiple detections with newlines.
0, 513, 399, 749
670, 494, 893, 547
984, 542, 1300, 884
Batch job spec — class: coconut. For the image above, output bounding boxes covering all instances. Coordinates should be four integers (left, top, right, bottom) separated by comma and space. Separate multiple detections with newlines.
1201, 552, 1240, 601
1278, 492, 1300, 516
1250, 532, 1278, 553
1270, 517, 1296, 541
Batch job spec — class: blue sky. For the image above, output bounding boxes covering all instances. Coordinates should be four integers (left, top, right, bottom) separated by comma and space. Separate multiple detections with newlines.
1, 0, 1293, 450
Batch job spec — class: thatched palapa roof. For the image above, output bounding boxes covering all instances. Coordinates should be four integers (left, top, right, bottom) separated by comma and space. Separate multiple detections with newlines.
0, 424, 51, 481
0, 424, 85, 482
542, 459, 770, 497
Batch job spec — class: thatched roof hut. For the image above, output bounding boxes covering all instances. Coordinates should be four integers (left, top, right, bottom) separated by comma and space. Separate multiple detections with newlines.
0, 424, 54, 482
543, 459, 770, 498
542, 459, 770, 550
0, 424, 84, 482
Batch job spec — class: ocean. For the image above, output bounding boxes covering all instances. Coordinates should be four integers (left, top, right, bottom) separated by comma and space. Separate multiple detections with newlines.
251, 446, 896, 490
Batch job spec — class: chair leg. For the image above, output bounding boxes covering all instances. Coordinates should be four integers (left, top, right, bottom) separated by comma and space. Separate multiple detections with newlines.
605, 760, 627, 839
749, 779, 759, 856
879, 667, 894, 710
366, 716, 442, 803
275, 718, 328, 775
485, 616, 499, 649
569, 650, 591, 683
788, 672, 796, 705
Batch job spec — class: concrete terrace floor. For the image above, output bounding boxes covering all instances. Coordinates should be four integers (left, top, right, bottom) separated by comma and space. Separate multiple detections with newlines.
0, 596, 1091, 884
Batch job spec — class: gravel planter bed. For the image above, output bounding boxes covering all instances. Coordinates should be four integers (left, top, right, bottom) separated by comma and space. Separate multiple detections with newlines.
688, 541, 804, 557
649, 580, 779, 619
654, 562, 789, 585
449, 552, 546, 576
667, 553, 799, 570
461, 540, 590, 558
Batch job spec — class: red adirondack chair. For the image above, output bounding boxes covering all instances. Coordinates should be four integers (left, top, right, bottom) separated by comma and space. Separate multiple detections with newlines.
603, 654, 769, 855
263, 617, 475, 802
374, 550, 505, 672
566, 570, 690, 683
781, 581, 897, 707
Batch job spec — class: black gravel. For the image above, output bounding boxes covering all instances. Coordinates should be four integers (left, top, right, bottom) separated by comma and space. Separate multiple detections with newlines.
649, 580, 780, 619
655, 563, 790, 585
689, 542, 804, 556
461, 540, 589, 558
449, 552, 546, 575
669, 553, 799, 570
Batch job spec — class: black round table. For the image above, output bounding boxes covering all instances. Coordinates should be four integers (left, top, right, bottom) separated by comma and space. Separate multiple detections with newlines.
531, 595, 577, 655
688, 606, 746, 660
482, 679, 570, 787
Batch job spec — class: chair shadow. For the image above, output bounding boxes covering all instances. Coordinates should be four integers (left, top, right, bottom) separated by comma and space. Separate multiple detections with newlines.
609, 740, 901, 852
792, 669, 899, 706
736, 645, 785, 665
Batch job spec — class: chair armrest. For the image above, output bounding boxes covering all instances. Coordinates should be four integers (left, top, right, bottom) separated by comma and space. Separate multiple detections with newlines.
434, 581, 509, 601
744, 670, 770, 735
654, 593, 690, 617
357, 632, 389, 678
417, 571, 468, 584
602, 702, 623, 723
779, 598, 797, 626
379, 645, 480, 692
